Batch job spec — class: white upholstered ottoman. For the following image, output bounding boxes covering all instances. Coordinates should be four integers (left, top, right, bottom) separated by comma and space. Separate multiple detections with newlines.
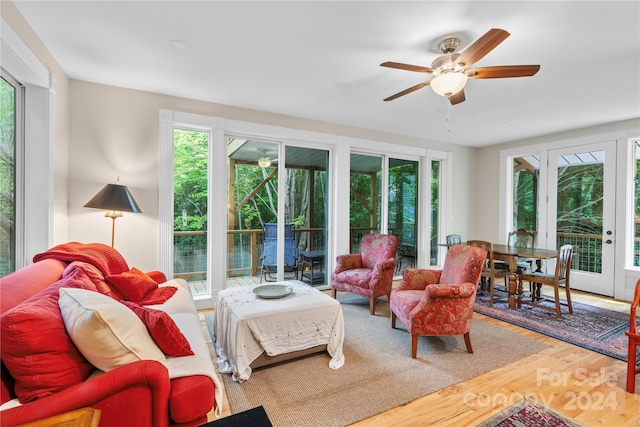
213, 280, 344, 382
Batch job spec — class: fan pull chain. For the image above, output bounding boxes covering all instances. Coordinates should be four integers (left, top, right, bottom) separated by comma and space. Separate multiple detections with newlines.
447, 101, 452, 133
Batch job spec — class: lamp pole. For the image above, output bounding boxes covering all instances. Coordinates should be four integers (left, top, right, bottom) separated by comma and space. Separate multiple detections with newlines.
105, 210, 123, 247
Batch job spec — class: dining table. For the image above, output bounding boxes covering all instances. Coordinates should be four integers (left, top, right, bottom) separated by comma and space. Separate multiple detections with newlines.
489, 244, 558, 309
440, 242, 558, 309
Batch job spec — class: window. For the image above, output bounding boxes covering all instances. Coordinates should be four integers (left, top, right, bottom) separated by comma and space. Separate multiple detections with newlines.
161, 112, 449, 305
173, 128, 209, 295
430, 160, 440, 266
512, 156, 539, 232
0, 71, 21, 275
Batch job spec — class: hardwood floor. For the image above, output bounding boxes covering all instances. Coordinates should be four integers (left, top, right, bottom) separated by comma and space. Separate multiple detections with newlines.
203, 286, 640, 426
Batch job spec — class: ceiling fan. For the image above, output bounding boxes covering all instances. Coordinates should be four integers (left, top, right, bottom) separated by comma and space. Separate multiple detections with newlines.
380, 28, 540, 105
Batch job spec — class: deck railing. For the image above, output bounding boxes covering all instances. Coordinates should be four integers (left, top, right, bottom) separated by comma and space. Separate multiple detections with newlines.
556, 232, 602, 273
174, 230, 612, 280
174, 228, 326, 280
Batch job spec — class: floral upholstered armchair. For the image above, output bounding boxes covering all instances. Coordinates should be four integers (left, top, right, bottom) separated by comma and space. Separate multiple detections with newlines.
390, 244, 487, 358
331, 233, 399, 315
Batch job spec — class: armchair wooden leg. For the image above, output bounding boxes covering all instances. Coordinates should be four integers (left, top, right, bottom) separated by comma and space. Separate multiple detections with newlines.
627, 337, 638, 393
411, 335, 418, 358
463, 332, 473, 354
370, 298, 376, 315
331, 288, 337, 299
391, 312, 396, 329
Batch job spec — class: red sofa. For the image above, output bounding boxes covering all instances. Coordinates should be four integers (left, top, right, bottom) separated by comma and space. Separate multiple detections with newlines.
0, 245, 221, 427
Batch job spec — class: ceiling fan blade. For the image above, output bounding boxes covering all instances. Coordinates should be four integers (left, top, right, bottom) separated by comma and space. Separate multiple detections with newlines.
380, 61, 434, 73
383, 81, 430, 101
455, 28, 510, 69
468, 65, 540, 79
448, 89, 466, 105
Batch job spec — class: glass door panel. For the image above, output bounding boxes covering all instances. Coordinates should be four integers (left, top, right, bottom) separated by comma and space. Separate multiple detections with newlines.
285, 146, 329, 287
226, 139, 279, 285
548, 142, 615, 295
388, 158, 418, 273
349, 153, 382, 252
512, 156, 540, 233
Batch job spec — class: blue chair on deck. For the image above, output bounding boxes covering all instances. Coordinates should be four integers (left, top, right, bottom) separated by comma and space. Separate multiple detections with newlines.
260, 223, 299, 283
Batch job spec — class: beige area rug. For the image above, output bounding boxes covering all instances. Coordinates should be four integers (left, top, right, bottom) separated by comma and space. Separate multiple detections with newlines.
205, 294, 549, 427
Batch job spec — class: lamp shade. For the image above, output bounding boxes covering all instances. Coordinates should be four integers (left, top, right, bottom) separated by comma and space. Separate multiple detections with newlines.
431, 72, 468, 97
84, 184, 142, 213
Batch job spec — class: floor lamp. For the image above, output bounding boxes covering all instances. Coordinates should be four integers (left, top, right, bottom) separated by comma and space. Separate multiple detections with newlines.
84, 182, 142, 247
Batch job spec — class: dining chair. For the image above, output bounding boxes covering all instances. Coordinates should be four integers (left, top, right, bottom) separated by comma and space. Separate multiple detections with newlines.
446, 234, 462, 248
466, 240, 510, 306
625, 278, 640, 393
508, 228, 537, 272
518, 244, 573, 318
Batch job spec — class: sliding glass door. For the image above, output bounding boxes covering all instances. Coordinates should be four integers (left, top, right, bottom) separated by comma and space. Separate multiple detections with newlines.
226, 139, 329, 287
348, 153, 421, 274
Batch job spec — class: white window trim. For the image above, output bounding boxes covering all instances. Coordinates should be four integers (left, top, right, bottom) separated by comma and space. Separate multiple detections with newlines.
159, 110, 222, 310
625, 137, 640, 270
1, 19, 55, 267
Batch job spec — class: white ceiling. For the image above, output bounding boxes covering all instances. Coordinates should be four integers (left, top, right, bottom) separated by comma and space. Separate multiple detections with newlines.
11, 1, 640, 147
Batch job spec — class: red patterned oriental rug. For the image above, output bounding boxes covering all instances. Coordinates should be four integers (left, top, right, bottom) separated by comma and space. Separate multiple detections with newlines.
477, 398, 587, 427
474, 292, 638, 363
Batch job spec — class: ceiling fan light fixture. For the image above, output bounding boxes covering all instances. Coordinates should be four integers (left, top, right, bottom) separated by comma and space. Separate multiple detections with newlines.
258, 157, 272, 168
431, 72, 468, 97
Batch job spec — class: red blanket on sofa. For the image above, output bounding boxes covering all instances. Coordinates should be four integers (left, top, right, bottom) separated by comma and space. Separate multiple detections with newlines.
33, 242, 129, 276
33, 242, 176, 305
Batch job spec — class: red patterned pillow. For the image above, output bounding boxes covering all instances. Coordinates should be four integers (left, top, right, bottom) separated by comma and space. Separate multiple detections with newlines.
106, 267, 158, 302
121, 301, 194, 357
0, 270, 97, 403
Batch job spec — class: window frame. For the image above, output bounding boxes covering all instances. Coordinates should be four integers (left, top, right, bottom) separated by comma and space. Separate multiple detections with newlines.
1, 18, 55, 267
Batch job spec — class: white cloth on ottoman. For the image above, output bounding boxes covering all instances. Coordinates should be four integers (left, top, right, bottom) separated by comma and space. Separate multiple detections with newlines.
213, 281, 345, 382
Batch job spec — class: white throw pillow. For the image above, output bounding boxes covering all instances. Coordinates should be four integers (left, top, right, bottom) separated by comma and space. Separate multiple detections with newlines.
58, 288, 165, 372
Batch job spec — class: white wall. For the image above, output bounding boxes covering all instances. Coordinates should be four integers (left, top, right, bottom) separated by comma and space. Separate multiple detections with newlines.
68, 80, 477, 272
